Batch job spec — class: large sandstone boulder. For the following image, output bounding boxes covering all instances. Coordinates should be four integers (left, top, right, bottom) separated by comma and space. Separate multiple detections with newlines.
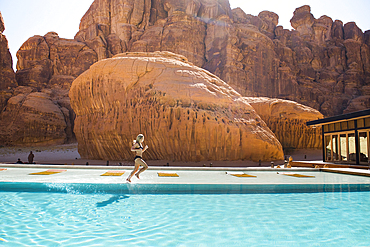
0, 88, 68, 146
245, 97, 323, 149
69, 52, 284, 162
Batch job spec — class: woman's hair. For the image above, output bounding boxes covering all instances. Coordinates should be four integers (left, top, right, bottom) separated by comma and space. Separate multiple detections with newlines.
133, 134, 144, 144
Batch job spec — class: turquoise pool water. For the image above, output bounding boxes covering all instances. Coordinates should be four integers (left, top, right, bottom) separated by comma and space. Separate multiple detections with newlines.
1, 183, 370, 246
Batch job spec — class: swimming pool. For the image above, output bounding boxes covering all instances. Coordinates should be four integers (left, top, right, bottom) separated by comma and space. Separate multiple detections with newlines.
1, 167, 370, 246
1, 183, 370, 246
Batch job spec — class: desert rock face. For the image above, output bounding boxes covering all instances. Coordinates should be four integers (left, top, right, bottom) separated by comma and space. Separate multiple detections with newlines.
75, 0, 232, 68
0, 87, 68, 146
281, 6, 370, 116
0, 12, 17, 114
69, 52, 284, 162
16, 32, 98, 89
245, 97, 323, 149
73, 1, 369, 117
2, 0, 370, 151
0, 31, 98, 146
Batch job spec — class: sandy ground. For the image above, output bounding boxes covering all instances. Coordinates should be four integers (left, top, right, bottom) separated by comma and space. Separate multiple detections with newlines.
0, 143, 323, 167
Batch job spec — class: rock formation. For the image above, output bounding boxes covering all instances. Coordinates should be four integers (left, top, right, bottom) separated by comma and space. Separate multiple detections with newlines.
0, 12, 17, 115
0, 87, 68, 146
245, 97, 323, 149
69, 52, 284, 162
72, 2, 370, 117
2, 0, 370, 151
16, 32, 97, 89
280, 6, 370, 116
0, 31, 98, 146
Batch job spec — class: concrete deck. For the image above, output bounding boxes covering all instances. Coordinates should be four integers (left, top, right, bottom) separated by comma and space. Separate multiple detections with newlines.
1, 164, 370, 185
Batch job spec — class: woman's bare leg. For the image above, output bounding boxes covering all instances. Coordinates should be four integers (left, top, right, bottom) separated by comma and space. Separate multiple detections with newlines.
135, 159, 148, 179
127, 162, 140, 182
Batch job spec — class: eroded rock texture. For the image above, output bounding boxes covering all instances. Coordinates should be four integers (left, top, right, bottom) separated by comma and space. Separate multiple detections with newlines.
0, 12, 17, 114
73, 2, 370, 116
245, 97, 323, 149
0, 31, 98, 146
69, 52, 284, 161
284, 6, 370, 115
3, 0, 370, 149
16, 32, 97, 89
75, 0, 232, 68
0, 87, 68, 146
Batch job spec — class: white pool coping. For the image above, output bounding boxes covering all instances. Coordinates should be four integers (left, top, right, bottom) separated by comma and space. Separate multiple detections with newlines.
1, 164, 370, 185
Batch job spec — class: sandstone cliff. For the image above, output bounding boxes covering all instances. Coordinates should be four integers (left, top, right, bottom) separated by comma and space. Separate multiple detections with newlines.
69, 52, 284, 162
0, 87, 68, 146
73, 2, 370, 116
0, 31, 98, 146
277, 6, 370, 116
0, 12, 17, 116
2, 1, 369, 150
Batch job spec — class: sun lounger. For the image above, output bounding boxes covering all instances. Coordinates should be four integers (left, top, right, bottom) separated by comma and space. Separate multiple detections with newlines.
226, 172, 257, 178
29, 169, 66, 175
230, 174, 257, 178
101, 171, 125, 176
158, 172, 179, 177
281, 173, 315, 178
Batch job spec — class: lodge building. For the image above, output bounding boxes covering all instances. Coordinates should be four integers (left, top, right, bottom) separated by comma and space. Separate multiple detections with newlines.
306, 109, 370, 165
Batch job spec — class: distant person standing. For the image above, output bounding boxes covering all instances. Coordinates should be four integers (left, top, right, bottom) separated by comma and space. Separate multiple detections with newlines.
28, 151, 34, 164
126, 134, 149, 183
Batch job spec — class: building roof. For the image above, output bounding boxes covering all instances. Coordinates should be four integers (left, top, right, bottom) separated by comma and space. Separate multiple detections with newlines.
306, 109, 370, 127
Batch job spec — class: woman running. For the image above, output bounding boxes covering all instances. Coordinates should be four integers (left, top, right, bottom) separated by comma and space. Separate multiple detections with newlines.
126, 134, 149, 182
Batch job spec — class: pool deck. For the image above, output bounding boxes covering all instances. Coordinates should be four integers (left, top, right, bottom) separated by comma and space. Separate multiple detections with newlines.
1, 163, 370, 185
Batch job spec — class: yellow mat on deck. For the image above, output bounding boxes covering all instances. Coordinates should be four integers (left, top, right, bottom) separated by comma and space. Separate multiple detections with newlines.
101, 171, 125, 176
0, 168, 7, 171
158, 172, 179, 177
29, 169, 66, 175
282, 173, 315, 178
230, 174, 257, 178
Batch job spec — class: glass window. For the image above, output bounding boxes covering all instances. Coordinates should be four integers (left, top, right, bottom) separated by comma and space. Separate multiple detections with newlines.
365, 118, 370, 127
324, 125, 329, 133
358, 119, 365, 128
348, 133, 356, 162
359, 132, 368, 163
335, 123, 341, 131
332, 135, 339, 161
340, 134, 347, 161
349, 121, 355, 129
325, 135, 331, 161
341, 121, 348, 130
329, 124, 335, 132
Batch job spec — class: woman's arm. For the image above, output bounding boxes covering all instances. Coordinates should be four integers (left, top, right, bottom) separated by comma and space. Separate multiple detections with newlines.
142, 145, 148, 152
131, 143, 139, 152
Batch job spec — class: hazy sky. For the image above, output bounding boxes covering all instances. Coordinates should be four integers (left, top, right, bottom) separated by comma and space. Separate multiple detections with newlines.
1, 0, 370, 70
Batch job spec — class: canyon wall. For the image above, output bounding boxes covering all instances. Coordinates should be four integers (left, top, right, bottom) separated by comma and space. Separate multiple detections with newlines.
1, 1, 369, 152
0, 12, 17, 113
0, 31, 98, 146
74, 2, 370, 116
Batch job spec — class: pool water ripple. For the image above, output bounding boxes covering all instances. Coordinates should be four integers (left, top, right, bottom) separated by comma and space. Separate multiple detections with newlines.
1, 188, 370, 246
